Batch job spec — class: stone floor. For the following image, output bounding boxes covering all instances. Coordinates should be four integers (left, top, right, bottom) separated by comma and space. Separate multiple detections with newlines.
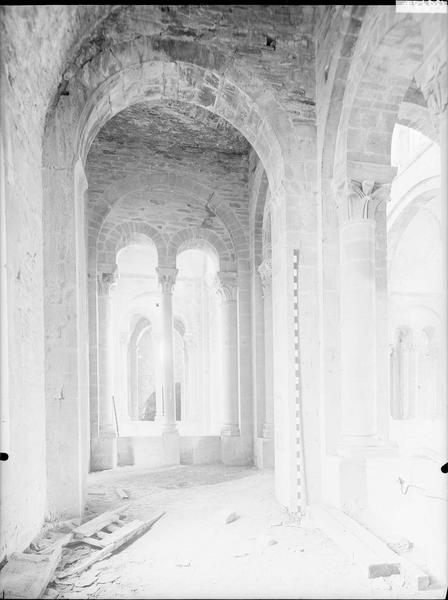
43, 464, 445, 599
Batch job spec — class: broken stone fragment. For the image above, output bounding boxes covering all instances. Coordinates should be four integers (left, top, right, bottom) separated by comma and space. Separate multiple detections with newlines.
256, 534, 278, 550
220, 511, 240, 524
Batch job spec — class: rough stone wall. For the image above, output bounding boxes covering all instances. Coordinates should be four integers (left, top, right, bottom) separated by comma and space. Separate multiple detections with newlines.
0, 3, 130, 560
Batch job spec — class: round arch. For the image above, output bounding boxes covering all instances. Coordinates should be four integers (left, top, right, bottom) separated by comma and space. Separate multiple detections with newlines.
388, 178, 440, 263
97, 221, 165, 273
334, 8, 425, 188
92, 174, 247, 268
72, 46, 291, 194
170, 227, 229, 272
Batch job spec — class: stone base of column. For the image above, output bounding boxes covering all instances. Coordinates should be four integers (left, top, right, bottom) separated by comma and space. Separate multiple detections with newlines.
90, 434, 118, 471
162, 430, 180, 466
162, 421, 178, 434
254, 436, 274, 470
221, 434, 252, 466
322, 444, 398, 520
221, 424, 240, 437
262, 422, 274, 439
338, 435, 398, 459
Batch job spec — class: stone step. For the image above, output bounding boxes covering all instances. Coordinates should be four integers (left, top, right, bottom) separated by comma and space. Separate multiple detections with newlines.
308, 504, 401, 579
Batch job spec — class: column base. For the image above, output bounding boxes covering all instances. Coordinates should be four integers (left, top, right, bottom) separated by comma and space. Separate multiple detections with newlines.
221, 434, 251, 466
338, 435, 398, 459
162, 430, 180, 465
255, 436, 274, 469
262, 422, 274, 439
162, 422, 178, 434
221, 424, 240, 437
90, 435, 118, 471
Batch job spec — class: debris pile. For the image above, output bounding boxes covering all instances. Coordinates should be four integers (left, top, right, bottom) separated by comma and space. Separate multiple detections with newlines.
0, 506, 165, 599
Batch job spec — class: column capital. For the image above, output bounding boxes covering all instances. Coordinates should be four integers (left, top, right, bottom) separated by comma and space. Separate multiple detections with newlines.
335, 179, 391, 225
98, 269, 118, 296
215, 271, 238, 303
157, 266, 178, 294
258, 259, 272, 295
416, 55, 447, 124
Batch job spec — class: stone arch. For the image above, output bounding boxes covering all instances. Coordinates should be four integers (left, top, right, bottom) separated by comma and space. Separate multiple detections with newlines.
119, 303, 161, 340
397, 83, 438, 144
169, 227, 232, 271
68, 36, 296, 195
250, 165, 269, 268
41, 28, 315, 516
90, 170, 248, 268
90, 170, 228, 234
320, 5, 367, 183
334, 7, 425, 187
262, 194, 272, 262
97, 220, 166, 272
128, 315, 153, 421
388, 177, 440, 263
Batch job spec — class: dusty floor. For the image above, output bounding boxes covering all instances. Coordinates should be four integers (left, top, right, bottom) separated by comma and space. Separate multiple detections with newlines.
40, 464, 445, 599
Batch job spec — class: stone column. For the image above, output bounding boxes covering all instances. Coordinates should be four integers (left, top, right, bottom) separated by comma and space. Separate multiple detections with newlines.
153, 328, 164, 424
337, 180, 390, 450
156, 266, 178, 433
118, 332, 130, 422
93, 269, 118, 470
258, 259, 274, 439
216, 271, 240, 437
256, 259, 275, 468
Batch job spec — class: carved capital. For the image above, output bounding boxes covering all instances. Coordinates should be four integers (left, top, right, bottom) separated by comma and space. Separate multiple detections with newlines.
98, 269, 117, 296
416, 55, 448, 123
258, 259, 272, 295
215, 271, 238, 303
156, 266, 178, 294
335, 179, 391, 224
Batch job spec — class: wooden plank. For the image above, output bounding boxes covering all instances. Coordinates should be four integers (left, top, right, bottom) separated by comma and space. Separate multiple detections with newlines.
66, 537, 104, 550
73, 512, 121, 539
95, 530, 109, 539
38, 534, 73, 555
104, 523, 121, 533
308, 505, 401, 579
90, 519, 147, 549
59, 512, 165, 578
0, 548, 62, 599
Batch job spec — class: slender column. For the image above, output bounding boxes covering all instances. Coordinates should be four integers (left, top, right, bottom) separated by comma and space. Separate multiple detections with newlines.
336, 180, 390, 449
258, 259, 274, 439
153, 329, 164, 423
157, 266, 178, 433
118, 332, 130, 422
216, 271, 240, 436
95, 269, 118, 469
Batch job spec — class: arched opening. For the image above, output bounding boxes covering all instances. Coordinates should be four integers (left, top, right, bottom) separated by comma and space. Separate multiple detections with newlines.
174, 247, 220, 436
388, 123, 443, 457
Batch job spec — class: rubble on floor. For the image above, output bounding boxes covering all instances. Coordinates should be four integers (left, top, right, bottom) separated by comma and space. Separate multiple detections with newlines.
0, 506, 164, 599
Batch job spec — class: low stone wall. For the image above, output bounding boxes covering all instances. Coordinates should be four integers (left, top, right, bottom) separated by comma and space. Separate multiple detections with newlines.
180, 436, 221, 465
117, 435, 222, 468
